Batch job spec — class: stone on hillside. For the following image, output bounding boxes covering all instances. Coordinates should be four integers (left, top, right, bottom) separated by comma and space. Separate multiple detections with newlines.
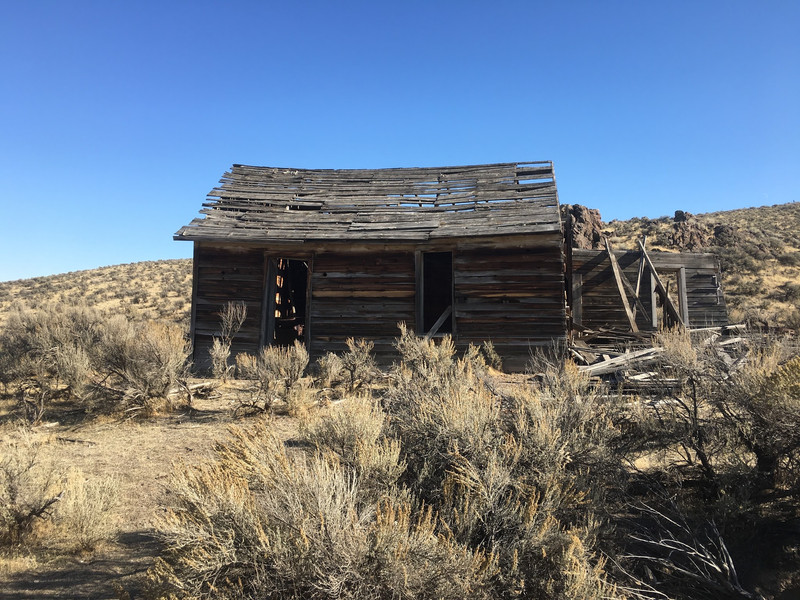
563, 204, 604, 249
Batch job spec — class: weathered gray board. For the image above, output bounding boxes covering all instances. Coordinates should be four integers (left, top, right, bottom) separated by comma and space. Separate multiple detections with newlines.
570, 248, 727, 330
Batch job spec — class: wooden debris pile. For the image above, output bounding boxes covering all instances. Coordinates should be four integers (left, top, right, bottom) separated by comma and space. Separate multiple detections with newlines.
571, 324, 748, 391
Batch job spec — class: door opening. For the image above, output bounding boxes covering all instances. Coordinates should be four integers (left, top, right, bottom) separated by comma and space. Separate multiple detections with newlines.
266, 258, 309, 346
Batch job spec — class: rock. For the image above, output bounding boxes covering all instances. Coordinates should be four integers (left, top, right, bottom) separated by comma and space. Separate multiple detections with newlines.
563, 204, 604, 249
668, 220, 710, 251
712, 224, 741, 247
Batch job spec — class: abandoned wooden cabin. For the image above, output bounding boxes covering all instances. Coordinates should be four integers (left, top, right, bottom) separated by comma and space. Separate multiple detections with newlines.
175, 161, 727, 372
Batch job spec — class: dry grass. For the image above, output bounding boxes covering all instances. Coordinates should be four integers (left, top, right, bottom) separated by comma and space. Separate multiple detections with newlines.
0, 259, 192, 328
0, 389, 299, 598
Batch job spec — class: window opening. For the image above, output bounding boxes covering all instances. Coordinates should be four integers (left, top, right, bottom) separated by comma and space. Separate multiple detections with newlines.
421, 252, 453, 335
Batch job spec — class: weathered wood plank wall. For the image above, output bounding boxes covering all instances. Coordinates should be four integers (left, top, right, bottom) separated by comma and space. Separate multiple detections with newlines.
192, 244, 266, 367
309, 251, 417, 363
454, 243, 567, 371
571, 249, 727, 330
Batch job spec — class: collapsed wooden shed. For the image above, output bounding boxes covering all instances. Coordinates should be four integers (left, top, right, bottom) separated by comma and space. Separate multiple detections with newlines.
175, 162, 567, 371
176, 161, 728, 372
569, 245, 728, 332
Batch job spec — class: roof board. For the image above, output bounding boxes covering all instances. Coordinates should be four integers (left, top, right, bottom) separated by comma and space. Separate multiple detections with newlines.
175, 161, 561, 243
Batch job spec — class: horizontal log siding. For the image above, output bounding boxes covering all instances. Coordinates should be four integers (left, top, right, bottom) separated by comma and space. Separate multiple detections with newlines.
683, 269, 728, 327
454, 246, 567, 371
192, 244, 266, 368
571, 249, 728, 330
310, 251, 416, 363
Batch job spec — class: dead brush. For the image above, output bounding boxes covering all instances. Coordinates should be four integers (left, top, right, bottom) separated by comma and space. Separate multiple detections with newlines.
209, 302, 247, 381
233, 340, 309, 415
98, 317, 190, 411
52, 468, 119, 552
300, 396, 405, 497
0, 427, 63, 546
150, 424, 493, 600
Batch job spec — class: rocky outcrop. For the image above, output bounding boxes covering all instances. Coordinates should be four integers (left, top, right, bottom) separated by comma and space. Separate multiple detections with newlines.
667, 211, 711, 251
562, 204, 604, 249
712, 224, 742, 248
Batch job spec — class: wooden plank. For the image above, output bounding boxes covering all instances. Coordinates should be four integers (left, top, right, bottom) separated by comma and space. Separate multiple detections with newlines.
677, 267, 690, 325
650, 273, 659, 329
604, 237, 638, 332
264, 258, 278, 346
189, 244, 200, 364
424, 306, 453, 340
572, 273, 583, 327
634, 235, 647, 317
637, 240, 683, 327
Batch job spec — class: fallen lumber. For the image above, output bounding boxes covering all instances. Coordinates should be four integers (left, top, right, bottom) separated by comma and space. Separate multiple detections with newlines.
578, 346, 664, 376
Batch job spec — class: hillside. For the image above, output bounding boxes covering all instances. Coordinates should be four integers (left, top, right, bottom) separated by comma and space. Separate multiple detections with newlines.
0, 259, 192, 327
1, 203, 799, 331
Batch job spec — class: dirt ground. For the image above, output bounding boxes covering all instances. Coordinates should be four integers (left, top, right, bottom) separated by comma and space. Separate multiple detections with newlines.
0, 384, 299, 599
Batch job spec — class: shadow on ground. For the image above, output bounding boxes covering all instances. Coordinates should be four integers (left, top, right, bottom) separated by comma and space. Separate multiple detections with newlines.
2, 531, 159, 600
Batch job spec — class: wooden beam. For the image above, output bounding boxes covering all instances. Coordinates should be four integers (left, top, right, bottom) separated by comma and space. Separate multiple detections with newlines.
604, 237, 639, 332
189, 243, 200, 364
637, 239, 683, 327
424, 305, 453, 340
259, 251, 270, 348
650, 272, 659, 329
415, 251, 423, 334
263, 257, 278, 345
634, 235, 647, 317
572, 272, 583, 327
677, 267, 690, 325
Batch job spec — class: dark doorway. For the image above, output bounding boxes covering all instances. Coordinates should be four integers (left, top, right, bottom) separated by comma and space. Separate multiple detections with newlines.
422, 251, 453, 335
266, 258, 309, 346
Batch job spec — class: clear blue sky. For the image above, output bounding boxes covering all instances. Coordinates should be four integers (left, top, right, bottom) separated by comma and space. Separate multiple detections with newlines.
1, 1, 798, 282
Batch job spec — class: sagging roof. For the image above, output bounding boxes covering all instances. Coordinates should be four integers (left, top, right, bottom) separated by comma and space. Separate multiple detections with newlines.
174, 161, 561, 243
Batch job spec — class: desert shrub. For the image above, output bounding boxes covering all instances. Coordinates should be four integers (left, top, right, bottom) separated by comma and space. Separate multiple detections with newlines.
52, 468, 119, 552
781, 282, 800, 302
712, 348, 800, 489
0, 428, 62, 546
209, 302, 247, 381
393, 322, 460, 386
301, 396, 405, 497
149, 425, 492, 600
315, 351, 343, 388
481, 340, 503, 371
209, 337, 231, 380
284, 379, 317, 418
301, 396, 385, 460
233, 341, 309, 414
625, 330, 800, 503
0, 303, 104, 410
777, 251, 800, 267
510, 361, 621, 501
0, 302, 190, 416
99, 317, 190, 408
386, 331, 621, 598
340, 337, 377, 392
